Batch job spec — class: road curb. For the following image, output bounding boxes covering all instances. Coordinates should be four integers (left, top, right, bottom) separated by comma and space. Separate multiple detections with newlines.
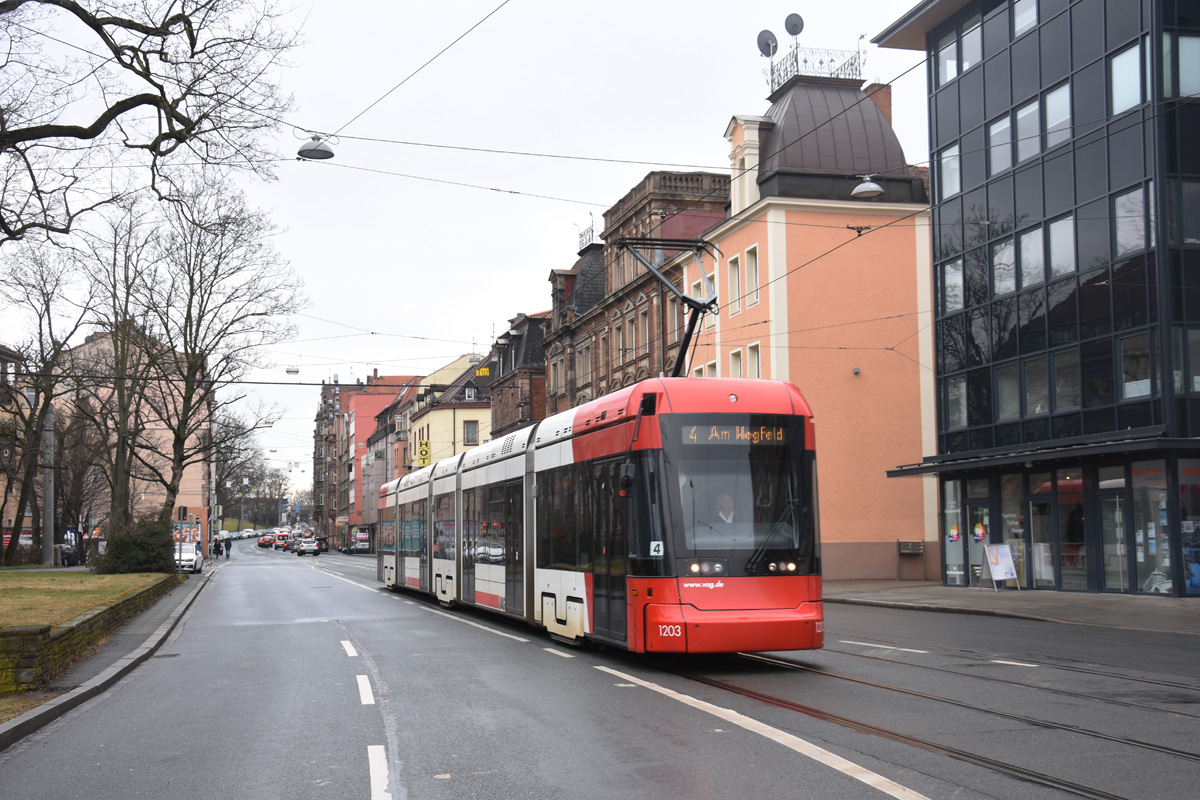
0, 569, 213, 752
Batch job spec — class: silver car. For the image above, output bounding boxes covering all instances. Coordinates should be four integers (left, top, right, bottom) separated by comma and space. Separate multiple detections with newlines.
174, 542, 204, 573
295, 538, 319, 556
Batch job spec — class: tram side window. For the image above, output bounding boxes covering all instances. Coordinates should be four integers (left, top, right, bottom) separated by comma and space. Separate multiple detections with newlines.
536, 465, 591, 571
434, 493, 455, 561
482, 485, 505, 563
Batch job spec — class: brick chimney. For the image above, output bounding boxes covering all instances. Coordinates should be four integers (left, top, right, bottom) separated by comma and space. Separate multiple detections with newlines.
864, 83, 892, 125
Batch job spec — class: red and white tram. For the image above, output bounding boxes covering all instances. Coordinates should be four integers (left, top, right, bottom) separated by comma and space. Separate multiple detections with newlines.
377, 377, 823, 653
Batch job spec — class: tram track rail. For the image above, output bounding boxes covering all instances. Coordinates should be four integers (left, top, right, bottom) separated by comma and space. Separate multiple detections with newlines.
737, 652, 1200, 764
674, 665, 1137, 800
826, 630, 1200, 694
819, 640, 1200, 721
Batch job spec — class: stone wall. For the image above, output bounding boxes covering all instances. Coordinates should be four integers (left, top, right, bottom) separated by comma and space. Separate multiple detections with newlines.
0, 574, 183, 693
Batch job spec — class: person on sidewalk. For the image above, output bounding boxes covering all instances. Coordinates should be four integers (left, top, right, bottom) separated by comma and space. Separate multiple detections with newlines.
223, 536, 232, 559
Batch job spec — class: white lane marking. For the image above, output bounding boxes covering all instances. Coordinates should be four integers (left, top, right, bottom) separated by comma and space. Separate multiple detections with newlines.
342, 640, 359, 657
368, 744, 391, 800
357, 675, 375, 705
595, 666, 931, 800
544, 647, 574, 658
992, 659, 1039, 667
421, 606, 529, 642
312, 566, 378, 592
840, 640, 928, 654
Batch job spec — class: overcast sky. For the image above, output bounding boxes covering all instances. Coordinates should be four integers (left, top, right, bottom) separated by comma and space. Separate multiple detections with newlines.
95, 1, 937, 485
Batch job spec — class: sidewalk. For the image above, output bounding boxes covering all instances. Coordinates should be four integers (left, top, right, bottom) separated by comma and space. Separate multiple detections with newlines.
824, 579, 1200, 636
0, 564, 215, 751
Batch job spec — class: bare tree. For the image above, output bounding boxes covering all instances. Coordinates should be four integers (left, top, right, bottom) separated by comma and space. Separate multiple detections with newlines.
0, 0, 295, 243
0, 242, 95, 564
125, 181, 301, 523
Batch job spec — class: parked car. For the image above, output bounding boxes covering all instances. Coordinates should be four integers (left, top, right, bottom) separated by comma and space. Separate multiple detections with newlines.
295, 538, 319, 556
258, 534, 274, 548
174, 542, 204, 574
313, 536, 330, 553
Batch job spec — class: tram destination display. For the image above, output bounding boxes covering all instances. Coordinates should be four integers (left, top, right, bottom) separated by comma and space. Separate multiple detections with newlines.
683, 424, 787, 445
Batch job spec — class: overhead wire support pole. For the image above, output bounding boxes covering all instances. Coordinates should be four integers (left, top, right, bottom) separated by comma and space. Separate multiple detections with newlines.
615, 237, 720, 378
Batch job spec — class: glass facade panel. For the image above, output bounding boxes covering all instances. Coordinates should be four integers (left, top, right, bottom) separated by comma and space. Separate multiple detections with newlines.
1000, 473, 1027, 587
1045, 83, 1071, 149
1190, 329, 1200, 391
997, 363, 1020, 419
1132, 461, 1171, 593
1013, 0, 1037, 38
1114, 186, 1146, 257
1025, 356, 1049, 415
1120, 333, 1152, 399
1029, 472, 1055, 587
989, 116, 1012, 175
1111, 44, 1142, 115
944, 480, 965, 586
938, 31, 958, 86
941, 144, 961, 200
1057, 468, 1086, 590
1019, 227, 1044, 287
1016, 100, 1040, 162
962, 15, 982, 73
992, 238, 1016, 295
944, 259, 964, 312
1054, 348, 1081, 409
1048, 216, 1076, 277
1178, 460, 1200, 595
947, 375, 967, 428
1181, 35, 1200, 98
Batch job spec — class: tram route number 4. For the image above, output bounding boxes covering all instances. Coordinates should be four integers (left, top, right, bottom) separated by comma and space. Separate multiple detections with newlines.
650, 541, 664, 556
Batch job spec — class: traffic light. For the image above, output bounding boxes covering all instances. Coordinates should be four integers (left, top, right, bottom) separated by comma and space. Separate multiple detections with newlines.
177, 506, 187, 522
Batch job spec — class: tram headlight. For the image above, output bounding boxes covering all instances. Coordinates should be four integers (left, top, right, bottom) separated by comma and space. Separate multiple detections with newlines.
690, 562, 701, 574
767, 562, 778, 572
700, 562, 712, 574
787, 562, 797, 571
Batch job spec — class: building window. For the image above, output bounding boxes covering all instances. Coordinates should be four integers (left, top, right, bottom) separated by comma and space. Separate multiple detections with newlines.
1120, 333, 1152, 399
694, 366, 704, 378
1112, 44, 1143, 115
705, 360, 717, 378
463, 420, 479, 446
1044, 83, 1071, 150
640, 308, 649, 354
1187, 329, 1200, 392
730, 349, 743, 378
627, 316, 636, 356
1048, 215, 1076, 277
961, 14, 981, 72
1019, 227, 1044, 287
944, 258, 964, 312
600, 336, 608, 369
667, 297, 679, 342
939, 144, 961, 200
746, 248, 760, 305
748, 343, 761, 378
1015, 99, 1040, 162
465, 387, 476, 401
1114, 186, 1147, 258
1013, 0, 1037, 38
728, 255, 741, 314
992, 238, 1016, 296
947, 375, 967, 428
1177, 35, 1200, 98
614, 323, 623, 365
988, 116, 1012, 176
1025, 356, 1049, 415
937, 29, 958, 86
996, 363, 1020, 420
705, 273, 716, 328
1054, 349, 1081, 409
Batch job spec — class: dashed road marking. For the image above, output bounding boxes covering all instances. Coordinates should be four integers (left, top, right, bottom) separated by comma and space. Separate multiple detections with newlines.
357, 675, 375, 705
342, 640, 358, 657
544, 647, 574, 658
368, 745, 391, 800
421, 606, 529, 642
992, 659, 1039, 667
839, 640, 928, 654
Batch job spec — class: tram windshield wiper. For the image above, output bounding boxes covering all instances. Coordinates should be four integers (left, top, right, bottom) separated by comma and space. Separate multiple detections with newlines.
745, 497, 801, 573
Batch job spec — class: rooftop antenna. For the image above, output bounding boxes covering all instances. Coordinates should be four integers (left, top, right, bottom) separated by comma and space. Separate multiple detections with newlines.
756, 29, 778, 60
784, 13, 805, 39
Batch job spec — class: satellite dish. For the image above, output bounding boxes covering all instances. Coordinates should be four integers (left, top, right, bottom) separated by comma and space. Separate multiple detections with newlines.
785, 14, 804, 37
757, 29, 778, 58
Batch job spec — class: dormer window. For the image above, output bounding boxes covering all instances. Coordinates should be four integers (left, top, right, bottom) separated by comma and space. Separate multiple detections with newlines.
465, 387, 476, 401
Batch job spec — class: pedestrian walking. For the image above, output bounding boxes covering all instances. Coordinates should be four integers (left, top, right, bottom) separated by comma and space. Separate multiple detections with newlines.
224, 536, 232, 559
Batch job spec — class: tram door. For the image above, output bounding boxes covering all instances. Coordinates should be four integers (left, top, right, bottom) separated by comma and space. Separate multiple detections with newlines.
504, 480, 523, 615
591, 460, 628, 642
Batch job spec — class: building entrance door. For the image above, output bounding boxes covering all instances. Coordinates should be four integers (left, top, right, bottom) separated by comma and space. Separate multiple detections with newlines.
1099, 494, 1129, 592
966, 504, 989, 586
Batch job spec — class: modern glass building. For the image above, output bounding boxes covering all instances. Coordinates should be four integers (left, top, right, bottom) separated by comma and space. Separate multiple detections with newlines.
878, 0, 1200, 595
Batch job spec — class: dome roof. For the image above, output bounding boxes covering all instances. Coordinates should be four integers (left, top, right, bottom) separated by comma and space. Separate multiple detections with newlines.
759, 76, 909, 181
